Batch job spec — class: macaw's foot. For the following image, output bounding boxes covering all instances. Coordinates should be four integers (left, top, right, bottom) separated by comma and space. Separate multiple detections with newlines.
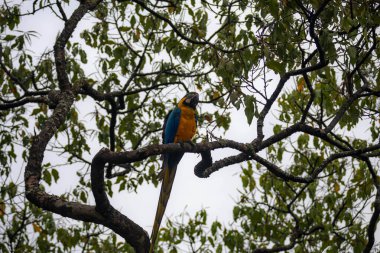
177, 140, 195, 150
185, 140, 196, 147
177, 140, 185, 148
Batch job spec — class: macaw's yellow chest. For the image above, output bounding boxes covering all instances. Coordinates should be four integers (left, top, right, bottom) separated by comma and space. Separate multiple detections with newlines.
175, 106, 196, 143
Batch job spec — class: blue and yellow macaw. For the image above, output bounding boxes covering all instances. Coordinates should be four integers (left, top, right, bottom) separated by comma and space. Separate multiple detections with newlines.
149, 92, 199, 253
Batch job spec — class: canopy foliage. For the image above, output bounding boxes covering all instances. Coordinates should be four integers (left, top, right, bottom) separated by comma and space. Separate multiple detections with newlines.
0, 0, 379, 252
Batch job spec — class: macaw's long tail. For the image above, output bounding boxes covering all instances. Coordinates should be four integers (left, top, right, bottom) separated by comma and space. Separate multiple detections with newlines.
149, 153, 183, 253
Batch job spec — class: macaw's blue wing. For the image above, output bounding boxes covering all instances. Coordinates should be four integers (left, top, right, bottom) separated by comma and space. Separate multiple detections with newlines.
162, 107, 183, 170
163, 107, 181, 144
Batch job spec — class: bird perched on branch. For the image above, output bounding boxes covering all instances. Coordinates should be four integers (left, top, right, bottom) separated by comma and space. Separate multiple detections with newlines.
149, 92, 199, 253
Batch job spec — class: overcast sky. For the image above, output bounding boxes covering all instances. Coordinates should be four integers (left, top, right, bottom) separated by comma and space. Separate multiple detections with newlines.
15, 1, 254, 235
9, 0, 380, 249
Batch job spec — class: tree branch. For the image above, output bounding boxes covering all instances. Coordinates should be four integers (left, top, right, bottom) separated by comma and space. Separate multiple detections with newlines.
91, 148, 150, 252
0, 96, 49, 110
362, 158, 380, 253
53, 0, 101, 91
325, 84, 369, 133
256, 3, 329, 142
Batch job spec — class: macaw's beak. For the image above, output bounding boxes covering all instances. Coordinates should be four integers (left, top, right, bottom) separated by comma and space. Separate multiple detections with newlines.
185, 92, 199, 109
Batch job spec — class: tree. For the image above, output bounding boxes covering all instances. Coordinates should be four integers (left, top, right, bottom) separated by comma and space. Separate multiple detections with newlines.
0, 0, 379, 252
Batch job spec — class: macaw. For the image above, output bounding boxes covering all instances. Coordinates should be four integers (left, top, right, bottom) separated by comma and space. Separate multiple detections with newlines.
149, 92, 199, 253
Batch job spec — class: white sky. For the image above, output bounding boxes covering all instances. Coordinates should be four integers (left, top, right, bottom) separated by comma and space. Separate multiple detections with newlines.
15, 0, 250, 236
6, 0, 380, 250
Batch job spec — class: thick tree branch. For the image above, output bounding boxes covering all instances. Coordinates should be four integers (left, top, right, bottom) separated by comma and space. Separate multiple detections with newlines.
95, 140, 249, 166
54, 0, 101, 91
106, 99, 118, 178
193, 122, 380, 183
91, 148, 150, 252
250, 153, 309, 183
200, 153, 249, 177
99, 129, 380, 186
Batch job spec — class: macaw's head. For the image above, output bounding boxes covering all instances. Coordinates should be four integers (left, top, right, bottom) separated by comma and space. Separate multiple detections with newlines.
180, 92, 199, 109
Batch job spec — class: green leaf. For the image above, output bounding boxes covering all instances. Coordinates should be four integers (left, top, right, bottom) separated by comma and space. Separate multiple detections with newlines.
3, 35, 16, 41
211, 221, 221, 236
273, 124, 282, 134
297, 134, 309, 148
233, 206, 240, 220
51, 169, 59, 183
119, 181, 126, 191
266, 60, 285, 75
347, 46, 356, 64
241, 175, 248, 188
8, 182, 17, 198
43, 170, 52, 186
80, 191, 87, 203
245, 14, 253, 30
131, 15, 136, 27
79, 49, 87, 63
244, 95, 255, 125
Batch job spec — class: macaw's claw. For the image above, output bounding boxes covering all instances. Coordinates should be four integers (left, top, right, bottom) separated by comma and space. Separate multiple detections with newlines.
177, 140, 185, 148
186, 140, 196, 147
178, 140, 195, 149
